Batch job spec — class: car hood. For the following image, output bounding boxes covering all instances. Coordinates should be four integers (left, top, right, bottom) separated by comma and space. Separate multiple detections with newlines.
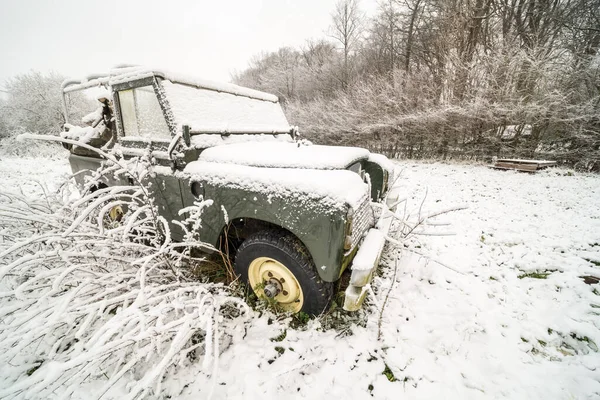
197, 142, 371, 170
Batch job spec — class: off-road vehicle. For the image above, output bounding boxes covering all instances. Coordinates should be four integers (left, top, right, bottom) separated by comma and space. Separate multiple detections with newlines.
58, 66, 400, 315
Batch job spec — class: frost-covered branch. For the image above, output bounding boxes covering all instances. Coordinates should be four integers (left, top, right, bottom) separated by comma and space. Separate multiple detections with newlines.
374, 186, 467, 340
0, 157, 249, 399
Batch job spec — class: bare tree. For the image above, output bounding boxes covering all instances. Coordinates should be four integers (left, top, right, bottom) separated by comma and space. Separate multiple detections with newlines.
368, 0, 401, 77
300, 39, 341, 96
402, 0, 424, 73
329, 0, 365, 89
225, 0, 600, 168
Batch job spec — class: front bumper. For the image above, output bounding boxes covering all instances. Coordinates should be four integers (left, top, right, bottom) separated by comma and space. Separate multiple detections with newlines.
343, 187, 400, 311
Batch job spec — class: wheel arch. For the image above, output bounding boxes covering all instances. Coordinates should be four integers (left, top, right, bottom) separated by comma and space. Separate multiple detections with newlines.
183, 183, 347, 283
217, 217, 315, 266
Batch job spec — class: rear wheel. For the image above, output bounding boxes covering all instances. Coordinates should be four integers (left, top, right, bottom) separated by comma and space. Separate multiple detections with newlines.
89, 184, 125, 228
103, 204, 124, 228
235, 230, 333, 315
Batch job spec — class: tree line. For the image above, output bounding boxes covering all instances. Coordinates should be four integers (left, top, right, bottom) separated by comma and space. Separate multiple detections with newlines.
1, 0, 598, 170
233, 0, 600, 170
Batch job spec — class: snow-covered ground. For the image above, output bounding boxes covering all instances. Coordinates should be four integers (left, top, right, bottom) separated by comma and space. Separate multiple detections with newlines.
1, 156, 599, 399
0, 156, 71, 196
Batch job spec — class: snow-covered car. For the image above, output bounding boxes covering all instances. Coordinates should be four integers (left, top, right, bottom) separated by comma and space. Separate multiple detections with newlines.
59, 66, 400, 315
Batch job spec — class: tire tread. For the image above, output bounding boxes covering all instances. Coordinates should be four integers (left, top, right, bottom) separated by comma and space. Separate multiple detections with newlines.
235, 229, 333, 315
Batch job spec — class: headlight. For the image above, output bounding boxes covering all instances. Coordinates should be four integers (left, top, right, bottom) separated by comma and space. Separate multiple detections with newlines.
344, 207, 354, 250
386, 186, 400, 209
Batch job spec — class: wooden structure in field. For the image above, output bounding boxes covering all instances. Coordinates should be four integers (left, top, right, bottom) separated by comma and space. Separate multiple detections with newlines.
492, 158, 557, 172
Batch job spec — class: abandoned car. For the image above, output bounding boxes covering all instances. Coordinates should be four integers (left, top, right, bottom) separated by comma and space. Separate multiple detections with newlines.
58, 66, 400, 315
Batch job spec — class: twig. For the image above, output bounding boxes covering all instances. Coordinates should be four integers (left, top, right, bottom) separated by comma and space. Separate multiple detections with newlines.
402, 247, 465, 275
377, 257, 399, 341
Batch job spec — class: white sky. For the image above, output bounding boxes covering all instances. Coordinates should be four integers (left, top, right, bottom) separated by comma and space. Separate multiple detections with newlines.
0, 0, 378, 87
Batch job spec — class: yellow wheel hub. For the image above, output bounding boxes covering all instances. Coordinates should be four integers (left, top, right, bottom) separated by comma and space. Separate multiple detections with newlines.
248, 257, 304, 313
108, 205, 124, 222
103, 205, 124, 229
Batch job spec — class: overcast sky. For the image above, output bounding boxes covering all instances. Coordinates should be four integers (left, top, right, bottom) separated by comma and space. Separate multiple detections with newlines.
0, 0, 378, 87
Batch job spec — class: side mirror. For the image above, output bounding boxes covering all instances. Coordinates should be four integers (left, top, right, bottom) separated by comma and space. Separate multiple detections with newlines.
182, 125, 191, 147
168, 125, 191, 172
291, 126, 300, 140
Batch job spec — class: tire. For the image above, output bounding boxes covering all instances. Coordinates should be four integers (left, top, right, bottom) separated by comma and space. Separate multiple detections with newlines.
235, 230, 333, 315
88, 184, 125, 228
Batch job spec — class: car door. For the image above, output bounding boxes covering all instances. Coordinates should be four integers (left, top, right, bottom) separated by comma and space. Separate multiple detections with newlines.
115, 83, 186, 241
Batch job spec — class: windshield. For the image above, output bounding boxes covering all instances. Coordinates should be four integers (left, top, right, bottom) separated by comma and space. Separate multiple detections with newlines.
160, 81, 291, 134
118, 85, 170, 138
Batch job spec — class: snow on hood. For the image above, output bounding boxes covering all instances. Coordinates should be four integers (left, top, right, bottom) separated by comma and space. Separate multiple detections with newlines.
198, 142, 370, 170
183, 161, 369, 210
190, 133, 294, 149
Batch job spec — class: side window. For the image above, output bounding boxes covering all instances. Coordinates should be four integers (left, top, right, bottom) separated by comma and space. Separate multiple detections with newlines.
118, 86, 170, 138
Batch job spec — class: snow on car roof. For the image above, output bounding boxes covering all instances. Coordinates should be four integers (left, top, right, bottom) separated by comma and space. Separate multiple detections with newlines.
183, 161, 370, 211
198, 142, 371, 170
157, 71, 279, 103
62, 66, 279, 103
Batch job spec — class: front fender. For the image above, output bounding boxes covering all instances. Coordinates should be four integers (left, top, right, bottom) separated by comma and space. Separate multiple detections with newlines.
180, 179, 347, 282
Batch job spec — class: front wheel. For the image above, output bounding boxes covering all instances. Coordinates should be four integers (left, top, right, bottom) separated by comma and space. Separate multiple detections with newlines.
234, 230, 333, 315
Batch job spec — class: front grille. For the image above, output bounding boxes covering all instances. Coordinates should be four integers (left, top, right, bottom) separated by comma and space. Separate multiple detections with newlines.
351, 195, 375, 249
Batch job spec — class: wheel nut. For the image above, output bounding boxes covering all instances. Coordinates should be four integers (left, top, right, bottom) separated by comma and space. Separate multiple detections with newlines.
280, 278, 285, 283
282, 290, 288, 296
268, 272, 273, 277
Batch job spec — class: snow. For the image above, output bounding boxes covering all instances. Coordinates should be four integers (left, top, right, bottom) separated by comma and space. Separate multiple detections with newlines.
59, 105, 109, 144
352, 229, 386, 271
60, 123, 105, 144
63, 66, 280, 103
81, 108, 103, 125
182, 160, 370, 211
199, 142, 370, 169
162, 81, 291, 134
0, 156, 71, 196
61, 66, 291, 138
0, 136, 65, 160
121, 136, 171, 145
368, 153, 395, 176
1, 154, 600, 399
62, 75, 111, 93
158, 71, 279, 103
189, 133, 294, 149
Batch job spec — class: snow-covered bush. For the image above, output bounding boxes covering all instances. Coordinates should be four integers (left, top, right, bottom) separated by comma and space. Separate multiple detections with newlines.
0, 132, 65, 159
0, 71, 93, 136
0, 156, 249, 399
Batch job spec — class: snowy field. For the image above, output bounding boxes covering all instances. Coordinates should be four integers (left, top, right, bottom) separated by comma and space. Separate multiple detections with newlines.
1, 155, 599, 399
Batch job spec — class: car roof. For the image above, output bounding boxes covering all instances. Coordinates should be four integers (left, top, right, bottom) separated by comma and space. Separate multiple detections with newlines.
61, 65, 279, 103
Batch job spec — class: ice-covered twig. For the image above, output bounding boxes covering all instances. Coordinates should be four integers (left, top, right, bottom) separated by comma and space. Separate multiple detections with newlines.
401, 246, 466, 275
377, 257, 399, 341
0, 155, 250, 400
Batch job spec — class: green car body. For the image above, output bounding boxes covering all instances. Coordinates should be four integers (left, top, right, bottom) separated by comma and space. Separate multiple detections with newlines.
61, 68, 397, 311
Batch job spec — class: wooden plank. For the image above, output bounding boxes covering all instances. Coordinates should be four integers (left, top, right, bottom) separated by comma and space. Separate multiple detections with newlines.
497, 158, 556, 165
494, 162, 539, 171
493, 158, 557, 172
